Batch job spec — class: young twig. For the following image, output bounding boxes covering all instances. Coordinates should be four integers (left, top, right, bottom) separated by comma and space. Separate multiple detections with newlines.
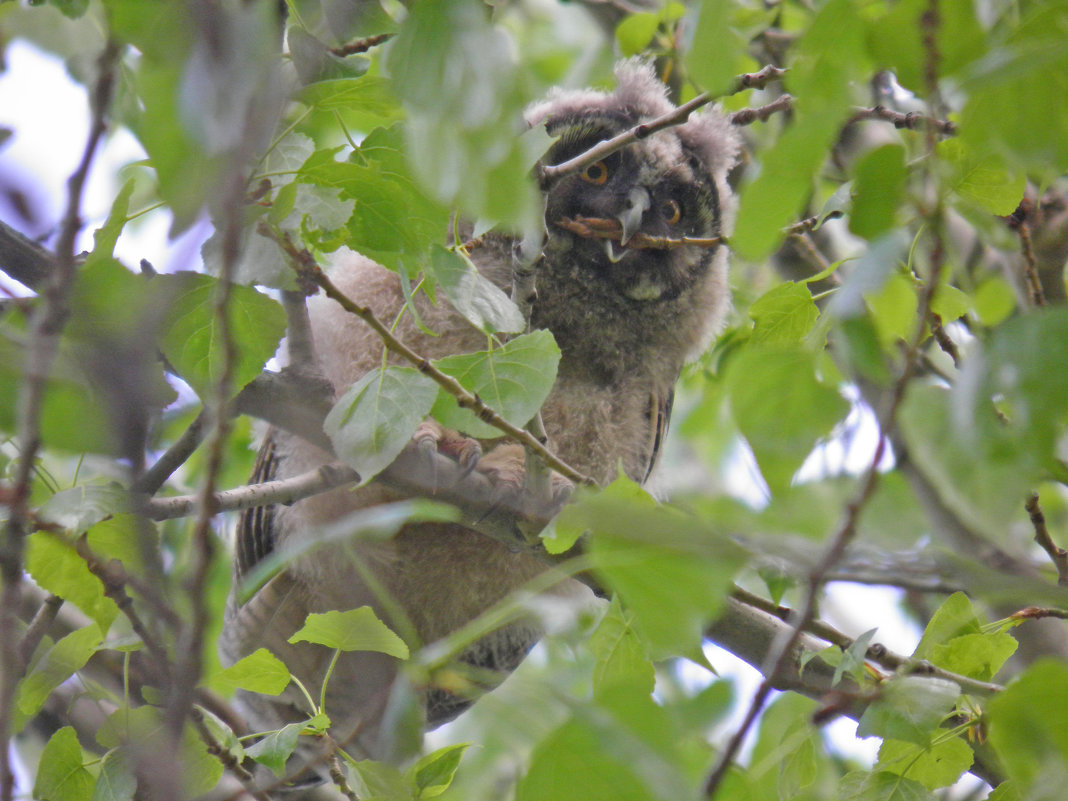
1015, 219, 1048, 307
133, 409, 210, 496
540, 65, 786, 183
848, 105, 956, 136
729, 94, 793, 126
189, 707, 271, 801
261, 223, 595, 488
1026, 493, 1068, 586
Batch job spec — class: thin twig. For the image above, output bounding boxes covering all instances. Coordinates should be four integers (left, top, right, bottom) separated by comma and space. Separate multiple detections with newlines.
133, 409, 209, 496
329, 32, 393, 57
1010, 606, 1068, 621
142, 462, 359, 520
927, 312, 960, 367
848, 105, 956, 136
16, 594, 64, 666
1026, 493, 1068, 586
261, 223, 595, 488
0, 41, 118, 801
540, 65, 786, 182
1016, 220, 1047, 307
786, 210, 845, 235
729, 94, 793, 126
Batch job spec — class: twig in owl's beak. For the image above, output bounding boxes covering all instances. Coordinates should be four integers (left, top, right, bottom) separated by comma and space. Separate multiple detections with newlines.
554, 216, 727, 250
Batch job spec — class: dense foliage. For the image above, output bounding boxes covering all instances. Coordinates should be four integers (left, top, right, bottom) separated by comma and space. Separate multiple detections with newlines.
1, 0, 1068, 800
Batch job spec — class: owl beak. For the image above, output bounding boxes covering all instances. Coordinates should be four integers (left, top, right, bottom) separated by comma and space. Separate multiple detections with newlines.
618, 186, 651, 246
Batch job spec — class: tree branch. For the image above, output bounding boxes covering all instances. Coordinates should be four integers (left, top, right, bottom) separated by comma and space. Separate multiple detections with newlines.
539, 65, 786, 183
1026, 493, 1068, 586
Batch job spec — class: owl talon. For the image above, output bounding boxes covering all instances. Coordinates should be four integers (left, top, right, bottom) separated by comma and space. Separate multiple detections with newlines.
413, 421, 483, 488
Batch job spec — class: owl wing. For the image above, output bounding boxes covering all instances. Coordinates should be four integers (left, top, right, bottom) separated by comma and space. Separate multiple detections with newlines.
644, 387, 675, 484
234, 433, 279, 583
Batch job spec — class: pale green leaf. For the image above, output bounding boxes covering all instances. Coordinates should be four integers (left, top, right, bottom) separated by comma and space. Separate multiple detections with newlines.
17, 625, 102, 727
211, 648, 291, 696
245, 722, 303, 777
877, 738, 974, 790
154, 272, 286, 399
25, 534, 116, 632
90, 750, 137, 801
589, 597, 655, 698
748, 282, 820, 346
324, 366, 439, 484
426, 246, 525, 335
289, 607, 409, 658
34, 727, 94, 801
410, 743, 472, 798
431, 329, 560, 439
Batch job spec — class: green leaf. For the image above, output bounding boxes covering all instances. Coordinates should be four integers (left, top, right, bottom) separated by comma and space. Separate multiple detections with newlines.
960, 2, 1068, 177
431, 330, 561, 439
748, 282, 820, 346
971, 277, 1016, 327
88, 179, 136, 262
90, 750, 137, 801
857, 676, 961, 745
563, 477, 745, 659
17, 624, 102, 728
987, 660, 1068, 796
688, 0, 737, 94
289, 607, 409, 658
34, 727, 94, 801
589, 597, 655, 699
929, 632, 1018, 682
517, 707, 689, 801
850, 144, 908, 240
616, 13, 659, 58
913, 592, 980, 660
25, 534, 116, 632
839, 770, 935, 801
154, 272, 286, 398
38, 484, 129, 534
297, 76, 402, 126
324, 366, 439, 484
210, 648, 291, 695
867, 272, 917, 347
425, 246, 525, 335
245, 722, 303, 777
726, 346, 848, 492
937, 138, 1025, 216
876, 738, 974, 790
410, 743, 472, 798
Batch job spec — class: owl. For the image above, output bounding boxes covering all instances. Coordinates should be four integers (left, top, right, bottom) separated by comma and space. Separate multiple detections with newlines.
221, 60, 739, 778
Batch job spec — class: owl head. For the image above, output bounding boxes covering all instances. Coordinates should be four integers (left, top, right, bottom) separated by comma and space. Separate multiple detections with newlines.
526, 60, 740, 311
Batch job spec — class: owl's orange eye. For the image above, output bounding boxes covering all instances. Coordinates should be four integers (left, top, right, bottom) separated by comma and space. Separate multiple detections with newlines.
580, 161, 610, 185
661, 199, 682, 225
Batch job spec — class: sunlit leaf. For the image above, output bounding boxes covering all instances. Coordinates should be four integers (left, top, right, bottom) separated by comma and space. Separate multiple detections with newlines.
289, 607, 409, 658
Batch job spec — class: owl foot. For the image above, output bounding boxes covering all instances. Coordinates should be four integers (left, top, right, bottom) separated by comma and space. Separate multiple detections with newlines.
476, 443, 573, 523
414, 420, 483, 493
